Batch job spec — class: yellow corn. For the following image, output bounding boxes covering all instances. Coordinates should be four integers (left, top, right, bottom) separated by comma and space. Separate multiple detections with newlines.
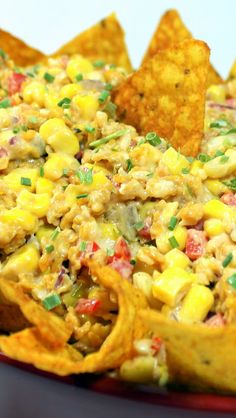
0, 208, 37, 231
190, 160, 203, 176
60, 83, 82, 98
99, 223, 120, 240
164, 248, 190, 269
73, 95, 99, 120
66, 55, 93, 81
4, 168, 39, 192
133, 272, 153, 301
204, 180, 227, 196
17, 190, 50, 218
119, 356, 155, 383
152, 267, 193, 307
2, 244, 40, 279
203, 199, 233, 220
156, 226, 187, 254
207, 84, 226, 103
204, 150, 236, 179
161, 147, 190, 175
36, 177, 54, 195
44, 93, 62, 116
23, 81, 46, 107
204, 218, 224, 237
139, 202, 156, 220
36, 225, 54, 243
178, 284, 214, 323
0, 109, 11, 128
39, 118, 79, 155
44, 153, 79, 180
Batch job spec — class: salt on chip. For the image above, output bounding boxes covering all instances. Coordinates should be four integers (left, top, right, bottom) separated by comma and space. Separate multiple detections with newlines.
53, 13, 132, 72
142, 9, 222, 87
113, 39, 210, 157
0, 28, 44, 66
0, 263, 148, 375
140, 309, 236, 393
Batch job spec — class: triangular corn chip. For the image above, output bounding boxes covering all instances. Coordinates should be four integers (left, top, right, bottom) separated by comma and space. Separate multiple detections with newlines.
142, 10, 222, 87
0, 28, 44, 66
0, 263, 147, 375
113, 39, 210, 156
140, 309, 236, 393
228, 60, 236, 79
53, 13, 132, 72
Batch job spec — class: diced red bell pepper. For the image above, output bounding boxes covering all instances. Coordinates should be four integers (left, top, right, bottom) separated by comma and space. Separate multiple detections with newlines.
138, 217, 152, 240
75, 298, 101, 314
205, 313, 225, 327
113, 237, 131, 260
8, 72, 27, 95
151, 336, 162, 354
221, 192, 236, 206
185, 229, 206, 260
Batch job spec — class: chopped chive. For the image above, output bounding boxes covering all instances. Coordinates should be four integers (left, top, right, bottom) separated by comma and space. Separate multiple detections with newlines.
21, 124, 28, 132
43, 294, 61, 310
104, 101, 117, 118
105, 83, 113, 91
168, 216, 178, 231
28, 116, 38, 124
223, 178, 236, 191
220, 155, 229, 164
168, 236, 179, 248
74, 127, 82, 133
227, 273, 236, 289
210, 119, 229, 129
126, 159, 133, 172
76, 73, 83, 82
39, 166, 44, 177
0, 98, 11, 109
44, 72, 55, 83
186, 156, 194, 163
224, 128, 236, 135
85, 125, 95, 133
130, 259, 136, 265
89, 129, 129, 148
109, 63, 116, 69
134, 221, 144, 231
222, 252, 233, 268
50, 227, 60, 241
57, 97, 71, 109
198, 153, 211, 163
98, 90, 110, 103
76, 168, 93, 185
80, 241, 87, 251
182, 167, 190, 174
145, 132, 161, 146
62, 168, 69, 177
13, 127, 20, 134
76, 193, 88, 199
214, 150, 224, 157
93, 60, 105, 68
20, 177, 31, 186
45, 244, 54, 254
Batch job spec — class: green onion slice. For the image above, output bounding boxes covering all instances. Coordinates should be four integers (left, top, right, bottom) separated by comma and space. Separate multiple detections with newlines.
89, 129, 129, 148
43, 294, 61, 310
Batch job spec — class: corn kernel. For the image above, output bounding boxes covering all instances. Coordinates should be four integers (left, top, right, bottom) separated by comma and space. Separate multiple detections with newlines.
204, 218, 224, 237
152, 267, 193, 307
17, 189, 50, 218
4, 168, 39, 192
36, 225, 54, 243
40, 118, 79, 155
164, 248, 190, 269
0, 208, 37, 231
44, 93, 62, 116
44, 153, 79, 180
99, 223, 120, 240
2, 244, 40, 279
36, 177, 54, 195
207, 84, 226, 103
190, 160, 203, 176
0, 109, 11, 128
203, 199, 233, 220
120, 356, 155, 383
133, 272, 153, 301
23, 81, 46, 107
60, 83, 82, 98
204, 180, 227, 196
162, 147, 190, 175
178, 284, 214, 323
39, 118, 65, 139
66, 56, 93, 81
73, 95, 99, 120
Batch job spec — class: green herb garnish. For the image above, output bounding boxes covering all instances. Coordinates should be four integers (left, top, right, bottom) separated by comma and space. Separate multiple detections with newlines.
43, 294, 61, 310
210, 119, 229, 129
76, 168, 93, 185
39, 167, 44, 177
220, 155, 229, 164
85, 125, 95, 133
98, 90, 110, 103
76, 73, 83, 82
134, 221, 144, 231
168, 236, 179, 248
93, 60, 105, 68
126, 159, 133, 172
89, 129, 129, 148
76, 193, 89, 199
44, 72, 55, 83
168, 216, 178, 231
198, 153, 211, 163
45, 244, 54, 253
182, 167, 190, 174
0, 48, 7, 59
223, 178, 236, 191
227, 273, 236, 289
222, 253, 233, 268
145, 132, 161, 146
50, 227, 60, 241
20, 177, 31, 186
57, 97, 71, 109
28, 116, 38, 124
80, 241, 87, 251
0, 98, 11, 109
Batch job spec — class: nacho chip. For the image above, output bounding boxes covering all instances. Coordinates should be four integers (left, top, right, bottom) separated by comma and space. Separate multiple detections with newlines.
142, 9, 222, 87
228, 60, 236, 79
0, 263, 147, 375
0, 304, 30, 333
0, 28, 44, 66
113, 39, 210, 156
140, 309, 236, 393
53, 13, 132, 72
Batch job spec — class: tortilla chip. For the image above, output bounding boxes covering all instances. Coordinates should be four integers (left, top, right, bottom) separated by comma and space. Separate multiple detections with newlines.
228, 60, 236, 79
0, 28, 44, 66
113, 39, 210, 156
53, 13, 132, 73
140, 309, 236, 393
0, 263, 147, 375
0, 304, 30, 333
0, 278, 72, 348
142, 9, 222, 87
